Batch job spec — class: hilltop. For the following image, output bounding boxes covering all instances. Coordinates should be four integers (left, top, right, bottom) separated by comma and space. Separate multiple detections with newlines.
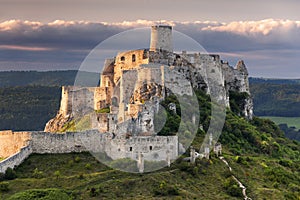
0, 90, 299, 199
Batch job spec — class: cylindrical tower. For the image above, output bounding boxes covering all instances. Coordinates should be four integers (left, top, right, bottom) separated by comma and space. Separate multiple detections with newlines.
150, 25, 173, 52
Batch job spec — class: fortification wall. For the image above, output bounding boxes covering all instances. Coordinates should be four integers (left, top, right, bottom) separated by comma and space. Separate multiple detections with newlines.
0, 129, 179, 173
30, 131, 106, 154
59, 86, 96, 116
0, 130, 31, 158
164, 66, 193, 96
121, 135, 178, 161
0, 145, 32, 173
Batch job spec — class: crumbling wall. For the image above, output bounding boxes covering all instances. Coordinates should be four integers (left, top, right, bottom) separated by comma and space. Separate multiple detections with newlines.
114, 49, 149, 83
58, 86, 96, 117
109, 135, 178, 161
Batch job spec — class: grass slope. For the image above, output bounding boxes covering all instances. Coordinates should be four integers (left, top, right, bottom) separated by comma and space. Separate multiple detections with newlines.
1, 153, 240, 200
1, 113, 299, 199
0, 87, 299, 199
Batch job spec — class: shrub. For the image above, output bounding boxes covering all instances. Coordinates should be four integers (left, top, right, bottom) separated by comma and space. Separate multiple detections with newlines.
7, 189, 71, 200
89, 187, 99, 197
68, 160, 74, 167
0, 172, 5, 181
74, 156, 81, 163
33, 168, 44, 179
85, 163, 91, 170
54, 170, 61, 179
223, 178, 243, 197
154, 181, 179, 196
78, 173, 84, 180
0, 182, 9, 192
4, 167, 17, 180
95, 107, 110, 113
279, 159, 292, 167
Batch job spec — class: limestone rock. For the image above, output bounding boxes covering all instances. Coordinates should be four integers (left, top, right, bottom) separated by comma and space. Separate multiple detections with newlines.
44, 113, 72, 132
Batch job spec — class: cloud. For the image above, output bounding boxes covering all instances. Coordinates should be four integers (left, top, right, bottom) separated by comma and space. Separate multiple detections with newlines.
202, 19, 300, 35
0, 19, 126, 50
0, 19, 300, 77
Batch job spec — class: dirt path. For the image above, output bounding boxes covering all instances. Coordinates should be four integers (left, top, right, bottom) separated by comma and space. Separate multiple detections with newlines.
219, 156, 252, 200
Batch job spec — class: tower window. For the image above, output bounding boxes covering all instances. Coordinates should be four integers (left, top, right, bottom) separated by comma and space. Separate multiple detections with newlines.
149, 146, 153, 151
121, 56, 125, 61
132, 54, 136, 62
129, 147, 133, 151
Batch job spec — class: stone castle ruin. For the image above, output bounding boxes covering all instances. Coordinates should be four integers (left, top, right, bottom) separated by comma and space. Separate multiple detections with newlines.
0, 25, 253, 173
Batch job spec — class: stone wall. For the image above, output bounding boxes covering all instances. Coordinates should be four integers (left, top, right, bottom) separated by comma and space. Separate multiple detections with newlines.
114, 49, 149, 83
59, 86, 96, 117
30, 131, 101, 154
0, 130, 179, 173
0, 130, 31, 158
119, 135, 178, 161
0, 145, 32, 173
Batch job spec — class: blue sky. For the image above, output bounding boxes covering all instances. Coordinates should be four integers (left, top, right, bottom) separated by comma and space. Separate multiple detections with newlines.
0, 0, 300, 78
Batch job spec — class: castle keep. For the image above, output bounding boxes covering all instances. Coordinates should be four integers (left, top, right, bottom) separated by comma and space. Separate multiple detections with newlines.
1, 25, 253, 173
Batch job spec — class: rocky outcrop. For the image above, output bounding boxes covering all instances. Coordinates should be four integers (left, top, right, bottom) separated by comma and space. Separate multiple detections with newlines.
44, 113, 72, 132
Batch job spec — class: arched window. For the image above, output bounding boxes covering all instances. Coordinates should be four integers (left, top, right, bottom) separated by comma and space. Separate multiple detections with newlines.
120, 56, 125, 61
132, 54, 136, 62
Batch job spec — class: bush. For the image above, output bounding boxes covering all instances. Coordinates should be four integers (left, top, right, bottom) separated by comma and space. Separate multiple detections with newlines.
95, 107, 110, 113
0, 182, 9, 192
279, 159, 292, 167
7, 188, 71, 200
154, 181, 179, 196
0, 172, 5, 181
33, 168, 44, 179
89, 187, 99, 197
4, 167, 17, 180
54, 170, 61, 179
74, 156, 81, 163
85, 163, 91, 170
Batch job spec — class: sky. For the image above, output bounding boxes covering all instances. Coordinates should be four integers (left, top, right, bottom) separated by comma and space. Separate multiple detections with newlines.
0, 0, 300, 78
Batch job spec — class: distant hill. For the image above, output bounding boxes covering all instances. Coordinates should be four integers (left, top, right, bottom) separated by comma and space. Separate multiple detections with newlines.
249, 77, 300, 85
0, 70, 99, 87
0, 85, 61, 131
249, 78, 300, 117
0, 70, 100, 131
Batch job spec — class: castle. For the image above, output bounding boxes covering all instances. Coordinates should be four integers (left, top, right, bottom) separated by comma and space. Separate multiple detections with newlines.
0, 25, 253, 173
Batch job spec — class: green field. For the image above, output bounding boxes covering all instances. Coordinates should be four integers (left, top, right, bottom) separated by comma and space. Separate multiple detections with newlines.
261, 116, 300, 130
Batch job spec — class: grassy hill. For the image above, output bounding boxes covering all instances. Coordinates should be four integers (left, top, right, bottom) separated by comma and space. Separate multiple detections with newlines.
0, 72, 299, 199
0, 91, 299, 199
